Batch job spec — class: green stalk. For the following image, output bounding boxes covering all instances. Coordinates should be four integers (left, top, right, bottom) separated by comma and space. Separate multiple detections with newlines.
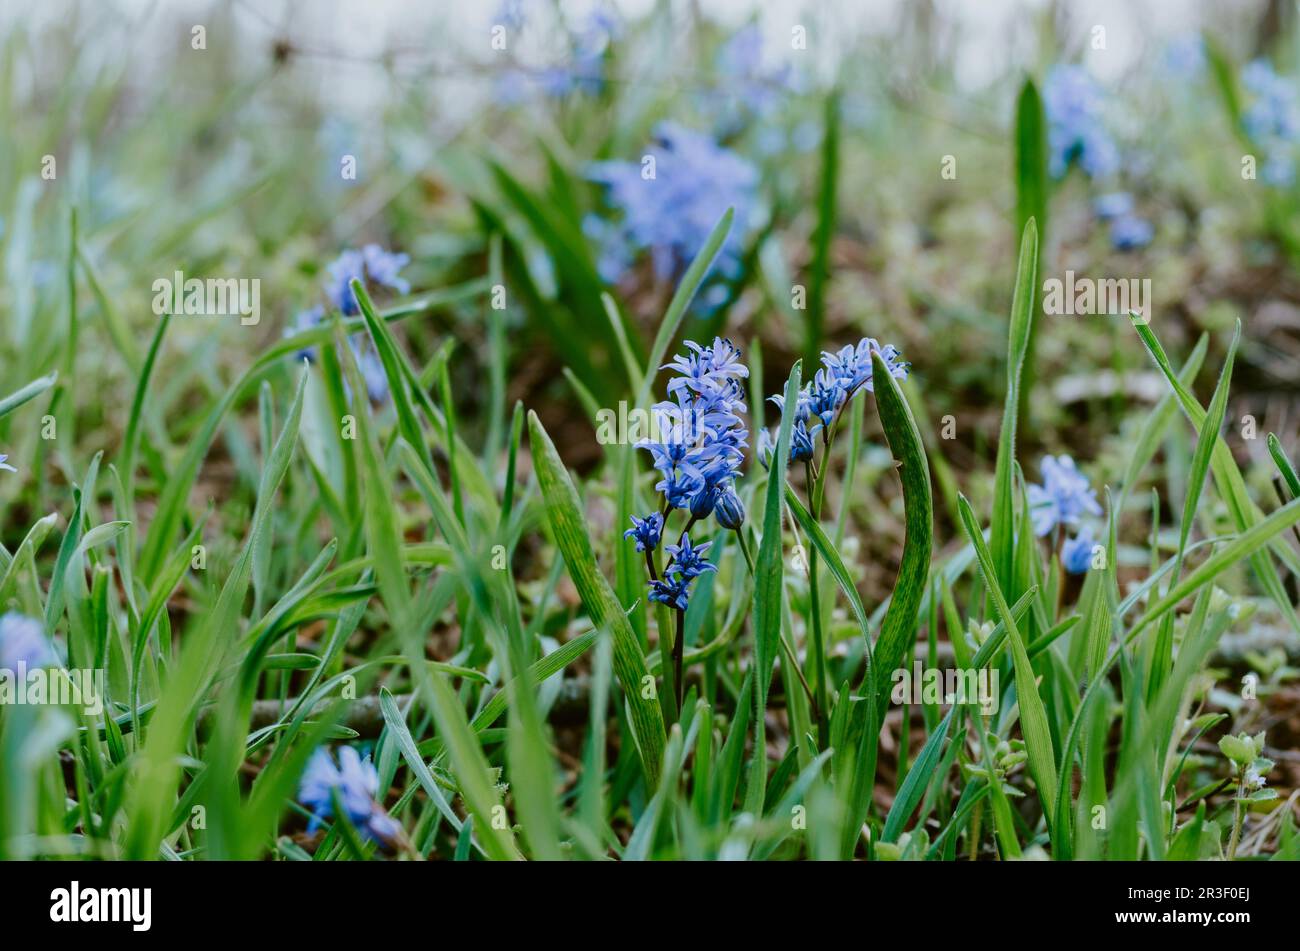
804, 461, 830, 747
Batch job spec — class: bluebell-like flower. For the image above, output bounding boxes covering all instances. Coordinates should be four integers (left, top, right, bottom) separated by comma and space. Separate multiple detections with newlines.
0, 454, 15, 474
1242, 59, 1299, 189
1163, 35, 1205, 79
714, 486, 745, 530
624, 512, 664, 552
1093, 192, 1134, 220
1109, 215, 1153, 251
649, 575, 692, 611
665, 533, 716, 581
709, 23, 794, 131
1027, 455, 1102, 537
0, 612, 55, 670
299, 746, 401, 845
1044, 65, 1119, 180
763, 337, 907, 469
638, 337, 750, 522
326, 245, 411, 316
790, 420, 816, 463
1061, 527, 1095, 575
287, 306, 325, 362
586, 123, 759, 286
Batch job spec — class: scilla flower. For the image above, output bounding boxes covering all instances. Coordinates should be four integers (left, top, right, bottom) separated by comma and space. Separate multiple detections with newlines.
763, 337, 907, 468
1061, 526, 1095, 574
1027, 455, 1102, 537
586, 123, 759, 289
714, 486, 745, 531
0, 612, 55, 670
0, 453, 15, 474
664, 534, 716, 580
325, 245, 411, 317
1043, 65, 1119, 180
299, 746, 401, 845
624, 512, 663, 552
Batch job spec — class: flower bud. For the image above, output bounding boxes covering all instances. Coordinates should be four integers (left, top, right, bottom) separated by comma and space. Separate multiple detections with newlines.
715, 486, 745, 530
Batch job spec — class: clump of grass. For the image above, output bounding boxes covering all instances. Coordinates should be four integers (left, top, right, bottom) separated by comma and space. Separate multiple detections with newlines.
0, 205, 1295, 862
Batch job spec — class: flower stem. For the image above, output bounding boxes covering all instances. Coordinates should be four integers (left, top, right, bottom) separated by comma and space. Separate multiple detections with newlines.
1227, 766, 1246, 861
804, 461, 830, 748
673, 606, 687, 713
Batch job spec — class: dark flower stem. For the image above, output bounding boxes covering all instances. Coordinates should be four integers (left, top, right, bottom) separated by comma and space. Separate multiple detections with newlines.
805, 461, 830, 747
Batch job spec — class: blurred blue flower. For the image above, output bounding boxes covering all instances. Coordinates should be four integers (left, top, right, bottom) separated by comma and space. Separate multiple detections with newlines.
1061, 527, 1095, 574
299, 746, 401, 845
1093, 192, 1134, 220
0, 454, 15, 474
586, 123, 759, 286
1109, 214, 1153, 251
1027, 455, 1102, 537
1242, 59, 1299, 189
1044, 65, 1119, 179
0, 612, 55, 670
326, 245, 410, 316
1242, 59, 1299, 142
1164, 35, 1206, 79
710, 23, 793, 130
624, 512, 664, 552
288, 306, 325, 362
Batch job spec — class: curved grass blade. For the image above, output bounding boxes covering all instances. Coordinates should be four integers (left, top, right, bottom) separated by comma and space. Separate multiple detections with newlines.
527, 410, 665, 784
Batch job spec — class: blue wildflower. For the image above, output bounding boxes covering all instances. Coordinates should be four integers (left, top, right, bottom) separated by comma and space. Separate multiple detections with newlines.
326, 245, 410, 316
649, 575, 692, 611
763, 337, 908, 469
1093, 192, 1134, 220
1164, 35, 1205, 79
710, 23, 793, 131
1109, 214, 1153, 251
0, 454, 15, 474
586, 123, 759, 286
639, 337, 749, 521
790, 420, 816, 463
1241, 60, 1299, 188
664, 533, 717, 581
0, 612, 55, 670
287, 306, 324, 362
714, 486, 745, 531
299, 746, 401, 845
1044, 65, 1119, 180
624, 512, 664, 553
1062, 527, 1096, 574
1027, 455, 1102, 537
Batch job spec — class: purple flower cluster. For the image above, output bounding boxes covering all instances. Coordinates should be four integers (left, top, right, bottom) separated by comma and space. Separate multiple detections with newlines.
585, 123, 759, 290
299, 746, 401, 846
287, 245, 411, 403
1044, 65, 1119, 180
0, 612, 55, 670
1242, 60, 1299, 187
1093, 192, 1153, 252
625, 337, 750, 610
760, 338, 908, 467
